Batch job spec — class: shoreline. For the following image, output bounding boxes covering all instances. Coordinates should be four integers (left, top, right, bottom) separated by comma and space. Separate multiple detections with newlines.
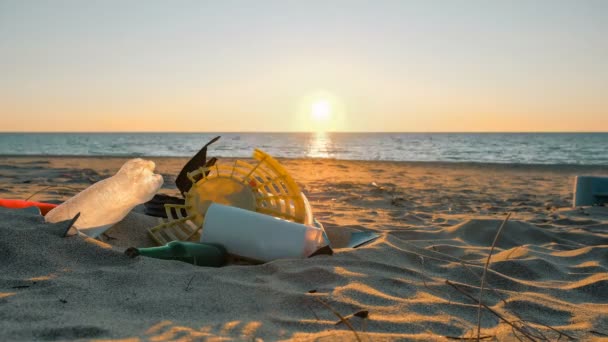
2, 155, 608, 172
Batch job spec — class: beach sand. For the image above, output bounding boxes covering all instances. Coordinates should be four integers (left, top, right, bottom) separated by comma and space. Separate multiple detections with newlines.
1, 156, 607, 341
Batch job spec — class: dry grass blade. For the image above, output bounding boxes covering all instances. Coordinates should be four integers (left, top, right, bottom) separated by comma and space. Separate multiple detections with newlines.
477, 212, 511, 341
309, 295, 362, 342
25, 185, 82, 201
400, 238, 483, 267
459, 261, 507, 306
511, 320, 548, 341
445, 335, 493, 340
306, 303, 320, 321
458, 262, 571, 341
419, 256, 452, 302
525, 320, 575, 341
334, 310, 369, 325
446, 280, 538, 342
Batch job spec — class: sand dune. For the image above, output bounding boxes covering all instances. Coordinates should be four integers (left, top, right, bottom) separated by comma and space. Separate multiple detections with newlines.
1, 157, 607, 341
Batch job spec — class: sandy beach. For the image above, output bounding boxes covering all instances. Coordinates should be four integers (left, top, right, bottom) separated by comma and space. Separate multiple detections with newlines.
1, 156, 607, 341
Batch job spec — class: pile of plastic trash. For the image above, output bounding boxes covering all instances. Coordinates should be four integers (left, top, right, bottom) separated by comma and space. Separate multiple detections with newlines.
44, 137, 335, 266
5, 137, 378, 267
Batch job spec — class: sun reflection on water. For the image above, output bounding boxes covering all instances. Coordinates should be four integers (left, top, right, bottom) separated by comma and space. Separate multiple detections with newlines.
307, 132, 331, 158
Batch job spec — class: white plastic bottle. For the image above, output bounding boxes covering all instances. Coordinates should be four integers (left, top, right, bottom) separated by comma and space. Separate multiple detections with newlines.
201, 203, 327, 262
45, 158, 163, 237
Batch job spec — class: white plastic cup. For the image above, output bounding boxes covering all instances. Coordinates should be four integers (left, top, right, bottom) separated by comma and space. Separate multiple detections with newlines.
573, 175, 608, 207
201, 203, 325, 262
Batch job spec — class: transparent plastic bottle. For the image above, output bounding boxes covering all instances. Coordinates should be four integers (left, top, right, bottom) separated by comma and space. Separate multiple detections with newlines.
45, 158, 163, 237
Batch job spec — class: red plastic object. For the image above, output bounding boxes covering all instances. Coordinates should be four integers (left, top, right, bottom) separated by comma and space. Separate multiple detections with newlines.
0, 199, 58, 216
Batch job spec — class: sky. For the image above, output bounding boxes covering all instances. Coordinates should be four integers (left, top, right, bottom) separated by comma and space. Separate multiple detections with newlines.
0, 0, 607, 132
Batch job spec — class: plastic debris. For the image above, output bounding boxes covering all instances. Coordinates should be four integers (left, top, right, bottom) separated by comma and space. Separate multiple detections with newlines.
0, 199, 57, 215
175, 136, 220, 196
144, 194, 185, 218
62, 212, 81, 237
45, 158, 163, 238
125, 241, 226, 267
573, 176, 608, 207
148, 148, 315, 245
202, 203, 327, 262
144, 136, 220, 218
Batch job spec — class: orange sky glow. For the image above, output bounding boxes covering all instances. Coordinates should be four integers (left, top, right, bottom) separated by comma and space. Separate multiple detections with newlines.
1, 1, 606, 132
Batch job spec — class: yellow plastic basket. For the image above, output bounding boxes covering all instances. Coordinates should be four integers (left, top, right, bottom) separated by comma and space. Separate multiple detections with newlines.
148, 149, 310, 245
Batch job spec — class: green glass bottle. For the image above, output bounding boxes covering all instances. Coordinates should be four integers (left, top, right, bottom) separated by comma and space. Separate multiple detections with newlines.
125, 241, 226, 267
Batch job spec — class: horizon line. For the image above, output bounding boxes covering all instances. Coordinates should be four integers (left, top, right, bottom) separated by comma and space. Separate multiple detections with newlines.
1, 131, 608, 134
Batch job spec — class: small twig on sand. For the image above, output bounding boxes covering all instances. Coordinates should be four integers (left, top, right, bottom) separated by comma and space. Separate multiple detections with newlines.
184, 276, 195, 292
477, 213, 511, 341
308, 291, 362, 342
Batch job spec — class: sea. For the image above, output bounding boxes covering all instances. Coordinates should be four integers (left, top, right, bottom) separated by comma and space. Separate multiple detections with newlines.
0, 133, 607, 165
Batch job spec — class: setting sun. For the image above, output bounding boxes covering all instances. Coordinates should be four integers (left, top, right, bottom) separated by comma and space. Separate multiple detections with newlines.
298, 91, 346, 132
310, 100, 331, 122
